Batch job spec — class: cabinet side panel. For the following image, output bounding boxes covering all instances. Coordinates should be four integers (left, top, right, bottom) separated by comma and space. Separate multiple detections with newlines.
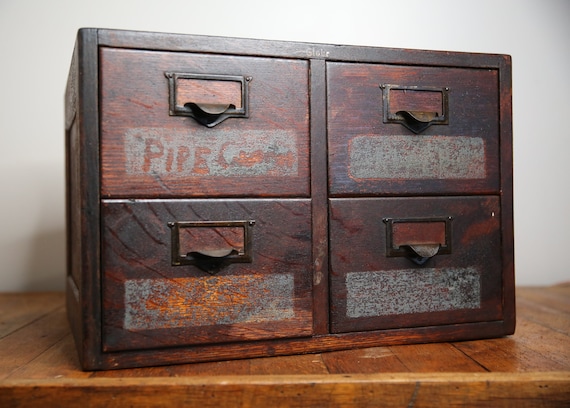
65, 36, 81, 356
499, 55, 515, 334
65, 28, 103, 370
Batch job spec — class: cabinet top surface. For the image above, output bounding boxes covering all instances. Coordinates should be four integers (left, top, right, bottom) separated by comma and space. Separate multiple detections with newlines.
80, 28, 511, 68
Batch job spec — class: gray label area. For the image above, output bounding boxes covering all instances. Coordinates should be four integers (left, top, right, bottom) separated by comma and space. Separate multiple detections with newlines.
124, 274, 295, 330
349, 135, 486, 180
124, 128, 299, 177
346, 267, 481, 318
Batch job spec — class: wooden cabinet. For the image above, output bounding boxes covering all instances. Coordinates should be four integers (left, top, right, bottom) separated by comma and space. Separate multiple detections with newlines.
65, 28, 514, 370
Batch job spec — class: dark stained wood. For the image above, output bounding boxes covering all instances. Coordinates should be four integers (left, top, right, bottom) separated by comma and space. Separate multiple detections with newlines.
101, 199, 313, 351
96, 28, 513, 68
99, 47, 310, 198
0, 287, 568, 406
65, 27, 103, 371
309, 58, 330, 335
327, 62, 500, 196
66, 28, 514, 370
329, 196, 504, 333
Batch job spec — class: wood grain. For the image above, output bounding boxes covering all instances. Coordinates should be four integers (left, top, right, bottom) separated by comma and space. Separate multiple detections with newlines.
100, 199, 313, 352
326, 61, 500, 196
0, 286, 568, 406
99, 48, 311, 198
65, 28, 515, 372
329, 196, 504, 333
1, 373, 569, 407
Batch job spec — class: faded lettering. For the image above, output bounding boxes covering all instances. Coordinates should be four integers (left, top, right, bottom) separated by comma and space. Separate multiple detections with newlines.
346, 267, 481, 318
306, 47, 331, 58
349, 135, 486, 180
125, 128, 299, 177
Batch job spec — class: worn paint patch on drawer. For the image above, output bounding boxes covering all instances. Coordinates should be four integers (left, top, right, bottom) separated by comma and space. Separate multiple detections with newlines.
346, 267, 481, 318
348, 135, 486, 180
124, 273, 295, 330
124, 128, 298, 177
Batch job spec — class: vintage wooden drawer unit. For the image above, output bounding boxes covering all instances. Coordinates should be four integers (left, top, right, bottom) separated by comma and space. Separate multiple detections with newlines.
65, 28, 514, 370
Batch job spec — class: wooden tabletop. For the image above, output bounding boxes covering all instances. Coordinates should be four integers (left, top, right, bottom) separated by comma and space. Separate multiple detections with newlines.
1, 285, 569, 407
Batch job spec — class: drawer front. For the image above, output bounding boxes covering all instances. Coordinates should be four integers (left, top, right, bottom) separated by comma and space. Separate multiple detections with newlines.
329, 196, 503, 333
101, 199, 313, 351
327, 62, 500, 196
100, 48, 310, 198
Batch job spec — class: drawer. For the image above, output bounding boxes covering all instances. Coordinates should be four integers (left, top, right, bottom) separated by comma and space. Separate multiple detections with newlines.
327, 62, 500, 196
329, 196, 503, 333
101, 198, 313, 351
100, 48, 310, 198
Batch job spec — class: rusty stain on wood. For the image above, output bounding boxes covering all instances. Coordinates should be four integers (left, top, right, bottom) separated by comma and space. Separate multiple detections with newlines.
348, 135, 486, 180
124, 274, 295, 330
346, 267, 481, 318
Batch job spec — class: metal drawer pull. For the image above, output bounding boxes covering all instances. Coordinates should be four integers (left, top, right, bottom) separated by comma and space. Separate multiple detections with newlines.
188, 248, 238, 259
384, 217, 453, 265
407, 244, 441, 259
394, 110, 440, 134
380, 84, 449, 134
183, 102, 236, 127
168, 220, 255, 274
165, 72, 252, 127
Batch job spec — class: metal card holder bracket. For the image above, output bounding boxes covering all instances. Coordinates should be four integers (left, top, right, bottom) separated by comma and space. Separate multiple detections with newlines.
384, 216, 453, 265
380, 84, 449, 134
165, 72, 252, 127
167, 220, 255, 274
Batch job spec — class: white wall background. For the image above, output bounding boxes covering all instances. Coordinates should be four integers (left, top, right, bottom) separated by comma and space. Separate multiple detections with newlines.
0, 0, 569, 291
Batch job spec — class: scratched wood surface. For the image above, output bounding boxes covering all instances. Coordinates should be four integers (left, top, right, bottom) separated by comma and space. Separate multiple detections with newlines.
99, 47, 311, 199
329, 196, 503, 333
326, 61, 500, 197
0, 285, 569, 407
101, 199, 313, 351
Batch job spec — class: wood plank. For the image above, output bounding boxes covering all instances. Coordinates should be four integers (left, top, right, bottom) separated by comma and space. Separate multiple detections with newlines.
0, 292, 64, 339
388, 342, 488, 372
454, 286, 570, 372
517, 296, 570, 335
0, 305, 69, 380
517, 286, 570, 314
548, 282, 570, 296
91, 365, 179, 378
161, 359, 253, 377
248, 354, 329, 375
309, 58, 330, 336
92, 354, 329, 377
322, 347, 409, 374
454, 337, 570, 372
6, 335, 91, 380
510, 317, 570, 369
0, 287, 568, 406
1, 373, 569, 408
